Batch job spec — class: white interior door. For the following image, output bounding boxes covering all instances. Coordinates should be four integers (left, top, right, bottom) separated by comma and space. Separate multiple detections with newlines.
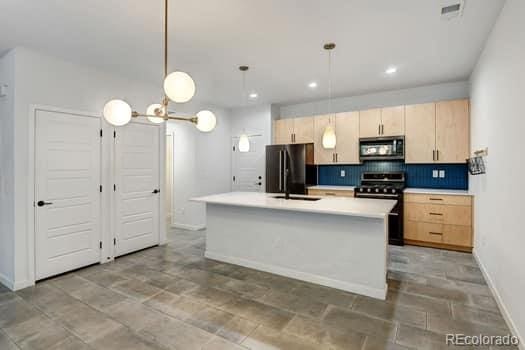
35, 110, 101, 280
232, 135, 265, 191
115, 122, 160, 256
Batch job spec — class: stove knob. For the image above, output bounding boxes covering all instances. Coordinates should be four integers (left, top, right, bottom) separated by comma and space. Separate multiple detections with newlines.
367, 188, 371, 193
383, 188, 388, 193
375, 188, 379, 193
391, 189, 396, 194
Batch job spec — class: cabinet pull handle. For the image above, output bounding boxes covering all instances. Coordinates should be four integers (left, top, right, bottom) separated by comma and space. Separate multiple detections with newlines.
335, 153, 338, 162
429, 212, 443, 216
429, 232, 443, 235
378, 124, 381, 135
381, 124, 384, 135
436, 149, 439, 161
433, 150, 436, 161
429, 198, 443, 201
324, 192, 337, 196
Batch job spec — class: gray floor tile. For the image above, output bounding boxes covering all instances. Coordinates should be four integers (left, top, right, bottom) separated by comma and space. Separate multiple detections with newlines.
110, 279, 162, 301
220, 297, 295, 331
89, 326, 164, 350
68, 283, 128, 311
0, 299, 42, 328
386, 290, 452, 316
216, 315, 259, 344
144, 292, 204, 320
452, 303, 506, 327
3, 314, 70, 350
164, 278, 200, 295
185, 305, 235, 334
258, 289, 328, 318
428, 313, 510, 337
241, 325, 321, 350
139, 314, 214, 350
363, 337, 414, 350
202, 336, 248, 350
323, 305, 397, 341
104, 300, 165, 331
0, 329, 20, 350
183, 285, 238, 307
78, 268, 130, 288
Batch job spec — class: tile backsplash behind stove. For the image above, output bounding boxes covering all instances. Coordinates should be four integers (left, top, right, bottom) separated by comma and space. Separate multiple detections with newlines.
317, 161, 468, 190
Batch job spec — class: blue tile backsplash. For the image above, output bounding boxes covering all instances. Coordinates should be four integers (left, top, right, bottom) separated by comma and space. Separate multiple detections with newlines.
318, 161, 468, 190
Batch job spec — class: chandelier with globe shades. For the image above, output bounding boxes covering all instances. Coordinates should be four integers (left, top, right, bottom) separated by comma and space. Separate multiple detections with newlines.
102, 0, 216, 132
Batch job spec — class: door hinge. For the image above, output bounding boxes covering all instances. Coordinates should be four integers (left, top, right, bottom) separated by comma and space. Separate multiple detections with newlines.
113, 130, 116, 138
113, 184, 116, 191
113, 238, 117, 246
100, 129, 103, 137
99, 185, 103, 193
233, 176, 236, 182
233, 145, 235, 151
99, 241, 102, 249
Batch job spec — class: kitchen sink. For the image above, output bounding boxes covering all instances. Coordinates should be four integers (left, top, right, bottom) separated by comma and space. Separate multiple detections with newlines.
272, 195, 321, 201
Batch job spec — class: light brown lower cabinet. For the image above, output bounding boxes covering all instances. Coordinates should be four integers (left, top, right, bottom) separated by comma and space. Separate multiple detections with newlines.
404, 193, 473, 252
308, 189, 354, 197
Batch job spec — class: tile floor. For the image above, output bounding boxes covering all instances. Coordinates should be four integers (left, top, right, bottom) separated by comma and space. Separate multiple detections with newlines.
0, 228, 516, 349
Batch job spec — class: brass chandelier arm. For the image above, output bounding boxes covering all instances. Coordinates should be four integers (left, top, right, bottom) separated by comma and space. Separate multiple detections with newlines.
131, 111, 197, 124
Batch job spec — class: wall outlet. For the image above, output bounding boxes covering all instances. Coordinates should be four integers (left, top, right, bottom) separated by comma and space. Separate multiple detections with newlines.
340, 170, 346, 177
439, 170, 446, 178
432, 170, 439, 178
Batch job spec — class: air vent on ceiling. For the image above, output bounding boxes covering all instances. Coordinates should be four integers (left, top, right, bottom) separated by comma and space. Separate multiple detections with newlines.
441, 0, 464, 20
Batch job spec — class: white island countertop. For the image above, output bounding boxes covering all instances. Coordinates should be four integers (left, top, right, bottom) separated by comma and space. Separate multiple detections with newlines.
307, 185, 356, 191
192, 192, 396, 219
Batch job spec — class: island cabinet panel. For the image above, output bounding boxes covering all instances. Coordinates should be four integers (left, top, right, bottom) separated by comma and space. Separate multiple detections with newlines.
404, 193, 473, 251
381, 106, 405, 136
314, 114, 336, 164
334, 111, 360, 164
405, 103, 436, 163
435, 99, 470, 163
359, 109, 382, 138
273, 118, 294, 144
308, 189, 354, 197
293, 116, 315, 143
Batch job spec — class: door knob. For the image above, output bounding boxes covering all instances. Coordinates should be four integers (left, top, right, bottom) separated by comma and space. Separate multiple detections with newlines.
37, 200, 53, 207
152, 189, 160, 194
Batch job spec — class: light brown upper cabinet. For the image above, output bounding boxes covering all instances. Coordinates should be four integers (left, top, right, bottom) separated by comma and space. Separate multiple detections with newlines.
405, 103, 436, 163
381, 106, 405, 136
435, 99, 470, 163
359, 107, 405, 138
359, 109, 382, 138
313, 115, 335, 164
334, 111, 359, 164
405, 99, 469, 163
273, 117, 314, 144
313, 112, 359, 164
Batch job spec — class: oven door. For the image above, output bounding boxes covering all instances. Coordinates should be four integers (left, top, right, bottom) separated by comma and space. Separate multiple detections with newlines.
359, 136, 405, 161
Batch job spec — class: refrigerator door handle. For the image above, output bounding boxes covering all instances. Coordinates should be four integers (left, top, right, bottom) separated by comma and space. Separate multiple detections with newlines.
283, 150, 288, 192
278, 150, 283, 191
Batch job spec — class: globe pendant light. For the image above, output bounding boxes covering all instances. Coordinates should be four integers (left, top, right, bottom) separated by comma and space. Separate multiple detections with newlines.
322, 43, 337, 150
102, 0, 215, 132
238, 66, 250, 153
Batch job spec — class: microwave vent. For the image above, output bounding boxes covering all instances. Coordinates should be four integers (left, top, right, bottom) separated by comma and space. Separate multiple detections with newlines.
441, 0, 464, 20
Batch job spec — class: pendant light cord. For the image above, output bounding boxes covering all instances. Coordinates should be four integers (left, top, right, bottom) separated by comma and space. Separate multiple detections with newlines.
164, 0, 168, 80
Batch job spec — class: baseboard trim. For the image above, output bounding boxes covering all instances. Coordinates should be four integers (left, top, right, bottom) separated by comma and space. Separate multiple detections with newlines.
0, 272, 14, 291
171, 223, 206, 231
473, 249, 524, 350
205, 251, 387, 300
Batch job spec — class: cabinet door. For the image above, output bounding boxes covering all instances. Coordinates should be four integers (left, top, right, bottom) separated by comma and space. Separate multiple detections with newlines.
314, 115, 335, 164
381, 106, 405, 136
293, 116, 314, 143
359, 109, 381, 138
273, 119, 294, 144
335, 111, 359, 164
405, 103, 436, 163
435, 99, 470, 163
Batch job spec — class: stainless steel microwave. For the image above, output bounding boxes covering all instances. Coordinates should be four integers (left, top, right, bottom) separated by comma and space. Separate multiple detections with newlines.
359, 136, 405, 161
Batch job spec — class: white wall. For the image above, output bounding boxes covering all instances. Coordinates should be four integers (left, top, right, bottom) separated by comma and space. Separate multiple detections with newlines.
7, 47, 166, 289
279, 81, 469, 118
167, 103, 232, 230
469, 0, 524, 344
230, 104, 272, 146
0, 50, 16, 286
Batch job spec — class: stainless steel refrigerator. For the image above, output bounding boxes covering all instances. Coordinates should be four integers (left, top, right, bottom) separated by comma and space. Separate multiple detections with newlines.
265, 143, 317, 194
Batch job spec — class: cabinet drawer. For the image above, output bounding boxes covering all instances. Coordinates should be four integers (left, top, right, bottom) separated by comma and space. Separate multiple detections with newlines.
405, 202, 471, 226
405, 221, 472, 247
405, 221, 444, 243
405, 193, 472, 206
308, 189, 354, 197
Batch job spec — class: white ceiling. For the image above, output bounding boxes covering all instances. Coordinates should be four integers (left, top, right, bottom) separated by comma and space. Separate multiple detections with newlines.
0, 0, 505, 108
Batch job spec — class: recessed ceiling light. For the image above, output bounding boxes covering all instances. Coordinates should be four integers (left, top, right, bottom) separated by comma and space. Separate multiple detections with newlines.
308, 82, 318, 89
385, 67, 397, 75
249, 92, 258, 99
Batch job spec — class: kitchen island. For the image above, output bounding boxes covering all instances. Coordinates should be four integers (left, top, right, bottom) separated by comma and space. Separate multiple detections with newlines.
192, 192, 396, 299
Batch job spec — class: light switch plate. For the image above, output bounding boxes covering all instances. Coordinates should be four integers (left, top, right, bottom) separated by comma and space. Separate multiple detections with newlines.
439, 170, 445, 178
432, 170, 439, 178
340, 170, 346, 177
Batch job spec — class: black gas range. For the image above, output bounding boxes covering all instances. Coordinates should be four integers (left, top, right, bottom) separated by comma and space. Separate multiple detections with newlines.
354, 172, 405, 246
